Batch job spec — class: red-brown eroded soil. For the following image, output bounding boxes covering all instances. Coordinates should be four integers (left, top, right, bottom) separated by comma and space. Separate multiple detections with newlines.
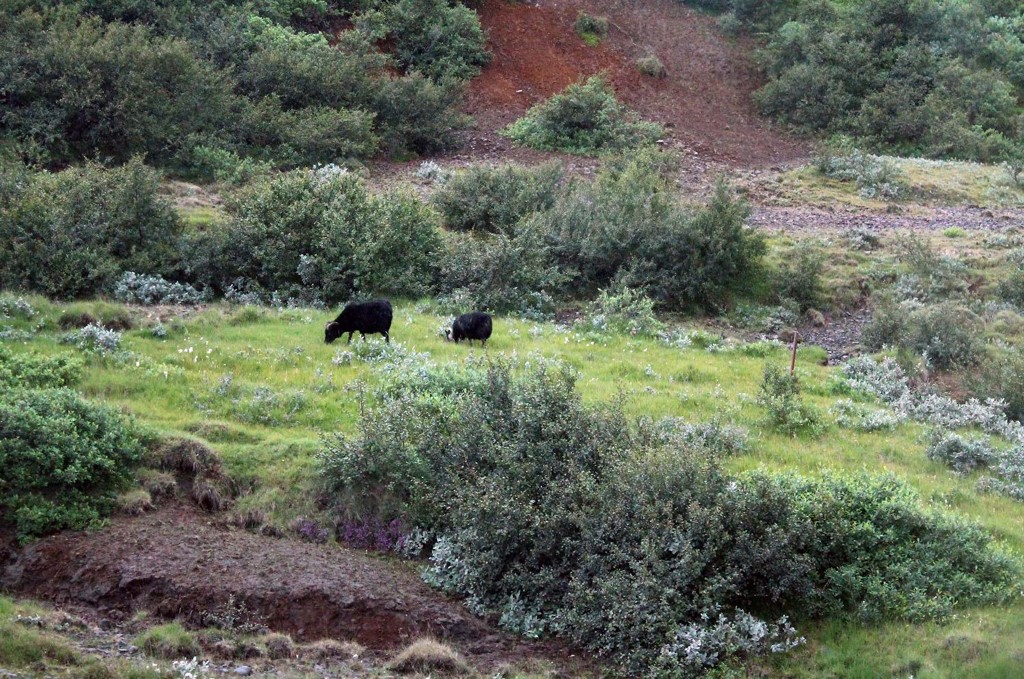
463, 0, 808, 166
1, 504, 594, 673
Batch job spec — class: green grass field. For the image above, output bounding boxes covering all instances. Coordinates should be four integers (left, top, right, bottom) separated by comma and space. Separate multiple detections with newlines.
3, 296, 1023, 677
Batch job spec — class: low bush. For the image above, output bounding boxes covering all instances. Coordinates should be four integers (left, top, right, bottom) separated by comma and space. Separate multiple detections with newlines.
862, 295, 908, 351
892, 233, 970, 302
757, 363, 823, 436
864, 297, 981, 370
774, 243, 824, 311
0, 347, 82, 390
970, 350, 1024, 423
636, 53, 667, 77
926, 431, 995, 474
0, 160, 182, 299
438, 225, 563, 317
579, 283, 664, 337
907, 303, 982, 370
114, 272, 209, 306
320, 358, 1018, 675
574, 12, 608, 44
61, 324, 122, 355
431, 162, 562, 234
0, 388, 143, 540
813, 137, 910, 200
502, 76, 663, 155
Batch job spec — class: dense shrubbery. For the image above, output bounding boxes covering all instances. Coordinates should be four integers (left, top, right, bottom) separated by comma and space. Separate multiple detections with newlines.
502, 76, 664, 154
0, 0, 479, 170
187, 166, 443, 304
320, 358, 1018, 675
534, 153, 765, 311
431, 162, 562, 234
742, 0, 1024, 161
0, 159, 182, 299
355, 0, 489, 82
0, 150, 766, 315
437, 224, 563, 317
1, 349, 142, 540
0, 346, 81, 390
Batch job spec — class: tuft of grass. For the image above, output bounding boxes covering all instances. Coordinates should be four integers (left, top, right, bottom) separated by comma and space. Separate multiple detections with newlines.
943, 226, 967, 238
138, 469, 177, 499
136, 622, 201, 659
190, 479, 228, 513
262, 632, 294, 660
388, 638, 472, 676
117, 489, 154, 516
156, 438, 222, 475
300, 638, 365, 661
636, 54, 667, 77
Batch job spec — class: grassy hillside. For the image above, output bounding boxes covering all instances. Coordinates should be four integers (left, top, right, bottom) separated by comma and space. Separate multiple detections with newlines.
2, 291, 1022, 675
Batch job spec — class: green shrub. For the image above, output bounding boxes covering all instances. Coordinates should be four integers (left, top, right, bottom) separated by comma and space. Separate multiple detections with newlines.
996, 249, 1024, 306
907, 303, 982, 370
970, 350, 1024, 423
438, 224, 563, 317
774, 243, 824, 311
320, 359, 1018, 675
189, 167, 443, 302
574, 12, 608, 43
0, 388, 144, 541
536, 154, 765, 311
580, 283, 664, 337
370, 72, 467, 155
0, 5, 471, 168
0, 11, 240, 167
502, 75, 663, 155
752, 0, 1024, 162
0, 347, 82, 389
356, 0, 489, 81
862, 295, 909, 351
0, 159, 182, 299
431, 162, 562, 234
757, 363, 823, 436
813, 137, 910, 200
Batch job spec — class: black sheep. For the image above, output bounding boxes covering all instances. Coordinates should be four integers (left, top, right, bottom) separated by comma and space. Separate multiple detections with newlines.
325, 299, 393, 344
447, 311, 492, 346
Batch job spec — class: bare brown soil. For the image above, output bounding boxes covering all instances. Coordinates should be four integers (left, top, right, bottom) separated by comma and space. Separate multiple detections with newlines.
1, 504, 595, 674
461, 0, 808, 167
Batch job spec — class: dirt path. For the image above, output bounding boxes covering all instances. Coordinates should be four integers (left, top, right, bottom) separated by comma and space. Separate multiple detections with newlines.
458, 0, 807, 167
1, 504, 593, 674
749, 204, 1024, 234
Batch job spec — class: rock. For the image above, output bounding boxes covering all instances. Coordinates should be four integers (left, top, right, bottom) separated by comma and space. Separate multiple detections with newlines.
805, 309, 826, 328
777, 329, 802, 345
233, 666, 251, 676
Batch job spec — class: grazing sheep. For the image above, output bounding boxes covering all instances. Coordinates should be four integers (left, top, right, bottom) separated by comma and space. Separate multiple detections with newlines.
325, 299, 393, 344
447, 311, 492, 346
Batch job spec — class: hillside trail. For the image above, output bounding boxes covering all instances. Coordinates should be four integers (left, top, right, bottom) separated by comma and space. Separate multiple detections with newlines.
1, 503, 596, 675
453, 0, 808, 169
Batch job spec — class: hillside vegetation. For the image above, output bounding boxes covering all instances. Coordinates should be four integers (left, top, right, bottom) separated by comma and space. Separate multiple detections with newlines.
687, 0, 1024, 161
3, 0, 1024, 677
